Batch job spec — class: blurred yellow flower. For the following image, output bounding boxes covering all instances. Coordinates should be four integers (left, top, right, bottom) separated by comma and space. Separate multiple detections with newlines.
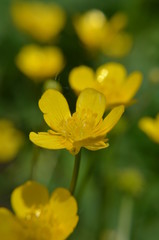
74, 9, 107, 49
0, 181, 78, 240
16, 44, 65, 81
117, 168, 144, 196
29, 88, 124, 155
69, 62, 142, 108
139, 114, 159, 143
11, 1, 66, 42
0, 119, 23, 163
74, 10, 132, 57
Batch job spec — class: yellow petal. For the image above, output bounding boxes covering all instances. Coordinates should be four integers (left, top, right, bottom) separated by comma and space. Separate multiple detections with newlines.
0, 208, 22, 240
103, 33, 133, 57
96, 62, 126, 85
29, 132, 70, 150
0, 119, 24, 163
109, 12, 128, 31
139, 117, 159, 143
11, 181, 49, 218
74, 10, 107, 48
85, 141, 109, 150
76, 88, 106, 124
98, 105, 125, 135
121, 71, 142, 102
69, 66, 95, 94
50, 188, 78, 240
39, 89, 71, 131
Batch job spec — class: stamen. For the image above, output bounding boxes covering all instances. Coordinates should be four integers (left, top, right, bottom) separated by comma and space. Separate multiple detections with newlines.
59, 109, 99, 142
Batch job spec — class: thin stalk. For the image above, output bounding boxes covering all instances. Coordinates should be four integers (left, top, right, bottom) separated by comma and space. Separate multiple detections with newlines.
116, 195, 134, 240
69, 150, 81, 195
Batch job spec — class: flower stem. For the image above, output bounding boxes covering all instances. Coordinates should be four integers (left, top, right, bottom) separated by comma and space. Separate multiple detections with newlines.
116, 195, 134, 240
69, 150, 81, 195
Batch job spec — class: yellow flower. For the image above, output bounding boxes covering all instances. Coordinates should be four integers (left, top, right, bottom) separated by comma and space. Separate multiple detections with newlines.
0, 119, 23, 163
0, 181, 78, 240
74, 9, 132, 57
29, 88, 124, 155
11, 2, 66, 42
69, 62, 142, 108
139, 114, 159, 143
74, 9, 107, 49
16, 44, 65, 81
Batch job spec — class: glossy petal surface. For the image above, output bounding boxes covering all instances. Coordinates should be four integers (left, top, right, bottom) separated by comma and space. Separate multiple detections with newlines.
29, 132, 69, 150
76, 88, 106, 124
69, 66, 95, 94
96, 62, 126, 85
50, 188, 79, 240
120, 71, 142, 102
97, 105, 125, 135
11, 181, 49, 218
39, 89, 71, 131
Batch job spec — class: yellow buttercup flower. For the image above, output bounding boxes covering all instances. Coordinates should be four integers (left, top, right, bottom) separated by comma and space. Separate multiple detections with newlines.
11, 1, 66, 42
139, 114, 159, 143
29, 88, 124, 155
69, 62, 142, 108
0, 181, 78, 240
0, 119, 23, 163
74, 9, 107, 49
74, 9, 132, 57
16, 44, 65, 81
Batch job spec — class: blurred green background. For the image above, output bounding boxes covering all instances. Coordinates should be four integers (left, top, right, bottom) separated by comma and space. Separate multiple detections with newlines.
0, 0, 159, 239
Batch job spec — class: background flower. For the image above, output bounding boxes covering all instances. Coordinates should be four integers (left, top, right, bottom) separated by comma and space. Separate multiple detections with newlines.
11, 1, 66, 42
74, 9, 132, 57
16, 44, 65, 81
69, 62, 142, 108
139, 114, 159, 144
0, 119, 23, 163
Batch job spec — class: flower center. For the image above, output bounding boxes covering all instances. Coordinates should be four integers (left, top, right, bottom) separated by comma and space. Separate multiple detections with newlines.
22, 206, 54, 240
59, 109, 99, 142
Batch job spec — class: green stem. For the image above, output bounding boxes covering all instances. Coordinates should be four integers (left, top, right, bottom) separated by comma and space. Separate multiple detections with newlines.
116, 195, 134, 240
69, 150, 81, 195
